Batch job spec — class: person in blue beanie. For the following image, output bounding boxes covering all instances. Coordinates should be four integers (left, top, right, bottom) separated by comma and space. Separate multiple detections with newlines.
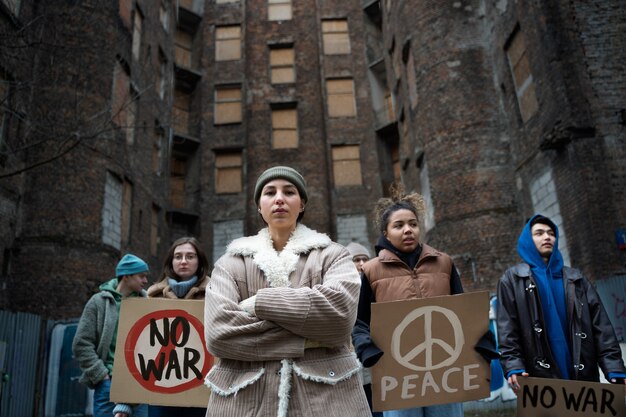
73, 254, 150, 417
496, 214, 626, 393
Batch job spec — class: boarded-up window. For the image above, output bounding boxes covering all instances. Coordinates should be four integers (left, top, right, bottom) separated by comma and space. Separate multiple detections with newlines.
322, 19, 350, 55
175, 29, 193, 68
132, 9, 143, 61
215, 87, 242, 125
216, 26, 241, 61
173, 89, 191, 134
326, 79, 356, 117
112, 62, 130, 126
215, 152, 242, 194
169, 155, 187, 208
270, 47, 295, 84
332, 145, 362, 186
272, 107, 298, 149
506, 30, 538, 123
268, 0, 292, 21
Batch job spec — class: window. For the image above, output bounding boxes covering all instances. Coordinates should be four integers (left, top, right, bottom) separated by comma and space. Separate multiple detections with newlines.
406, 49, 418, 109
418, 156, 435, 231
152, 127, 164, 175
332, 145, 362, 186
173, 89, 191, 134
157, 50, 167, 99
126, 86, 138, 145
216, 25, 241, 62
215, 152, 242, 194
175, 28, 193, 68
132, 9, 143, 61
270, 46, 295, 84
169, 154, 187, 208
102, 172, 132, 249
322, 19, 350, 55
160, 1, 169, 32
111, 61, 130, 127
268, 0, 292, 21
530, 169, 570, 265
213, 220, 244, 262
506, 29, 538, 122
214, 86, 242, 125
326, 78, 356, 117
271, 107, 298, 149
150, 205, 160, 257
336, 215, 368, 247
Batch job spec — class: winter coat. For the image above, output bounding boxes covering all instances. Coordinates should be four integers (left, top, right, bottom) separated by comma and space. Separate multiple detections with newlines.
147, 275, 209, 300
497, 263, 626, 381
203, 224, 371, 417
353, 243, 463, 367
72, 278, 146, 388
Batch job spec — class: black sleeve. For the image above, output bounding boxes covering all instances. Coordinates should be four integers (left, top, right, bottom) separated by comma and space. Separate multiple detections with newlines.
450, 262, 464, 294
352, 272, 384, 367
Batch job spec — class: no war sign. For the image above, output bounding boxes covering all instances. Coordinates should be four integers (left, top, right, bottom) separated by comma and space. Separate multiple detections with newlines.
518, 377, 626, 417
370, 291, 491, 412
111, 298, 213, 407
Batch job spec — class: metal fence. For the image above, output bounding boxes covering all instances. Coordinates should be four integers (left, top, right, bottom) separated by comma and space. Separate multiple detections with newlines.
0, 310, 43, 417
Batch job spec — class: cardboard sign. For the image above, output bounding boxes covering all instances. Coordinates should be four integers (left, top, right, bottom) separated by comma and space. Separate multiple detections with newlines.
370, 291, 491, 411
110, 298, 213, 407
518, 377, 626, 417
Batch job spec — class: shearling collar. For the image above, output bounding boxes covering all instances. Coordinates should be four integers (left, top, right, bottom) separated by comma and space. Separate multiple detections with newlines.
226, 224, 331, 288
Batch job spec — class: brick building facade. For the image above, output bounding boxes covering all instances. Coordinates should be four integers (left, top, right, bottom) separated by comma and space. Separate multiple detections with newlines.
0, 0, 624, 319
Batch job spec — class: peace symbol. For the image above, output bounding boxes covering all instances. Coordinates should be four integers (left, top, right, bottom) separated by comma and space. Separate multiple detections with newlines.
391, 305, 464, 371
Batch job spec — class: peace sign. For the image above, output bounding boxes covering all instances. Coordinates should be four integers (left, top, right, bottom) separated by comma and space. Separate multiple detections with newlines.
391, 305, 464, 371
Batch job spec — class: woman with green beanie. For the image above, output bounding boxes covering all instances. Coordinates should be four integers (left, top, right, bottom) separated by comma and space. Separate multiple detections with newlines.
203, 166, 370, 417
73, 254, 150, 417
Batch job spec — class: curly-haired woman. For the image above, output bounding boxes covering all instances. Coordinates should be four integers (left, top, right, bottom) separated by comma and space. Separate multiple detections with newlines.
352, 185, 464, 417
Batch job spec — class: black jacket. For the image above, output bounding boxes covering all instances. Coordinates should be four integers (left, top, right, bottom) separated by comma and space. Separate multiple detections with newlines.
496, 263, 626, 381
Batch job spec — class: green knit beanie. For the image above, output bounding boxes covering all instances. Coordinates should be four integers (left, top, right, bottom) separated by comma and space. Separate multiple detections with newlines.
254, 166, 308, 204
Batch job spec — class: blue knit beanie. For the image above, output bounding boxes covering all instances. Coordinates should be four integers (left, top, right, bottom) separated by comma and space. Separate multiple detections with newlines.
116, 254, 149, 277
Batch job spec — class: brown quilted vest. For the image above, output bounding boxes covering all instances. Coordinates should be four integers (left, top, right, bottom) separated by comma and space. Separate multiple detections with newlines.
362, 243, 453, 302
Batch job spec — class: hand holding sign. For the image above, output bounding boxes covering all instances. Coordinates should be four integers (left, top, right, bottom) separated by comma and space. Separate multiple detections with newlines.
370, 291, 491, 412
111, 299, 213, 407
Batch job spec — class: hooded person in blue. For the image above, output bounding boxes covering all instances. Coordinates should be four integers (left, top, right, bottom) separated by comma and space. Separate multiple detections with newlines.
496, 215, 626, 392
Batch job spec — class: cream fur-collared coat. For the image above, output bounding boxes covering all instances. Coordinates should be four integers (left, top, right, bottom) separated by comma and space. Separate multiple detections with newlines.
204, 224, 371, 417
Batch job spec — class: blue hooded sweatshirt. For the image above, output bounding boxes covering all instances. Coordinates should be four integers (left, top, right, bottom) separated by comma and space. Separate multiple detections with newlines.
517, 214, 571, 379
